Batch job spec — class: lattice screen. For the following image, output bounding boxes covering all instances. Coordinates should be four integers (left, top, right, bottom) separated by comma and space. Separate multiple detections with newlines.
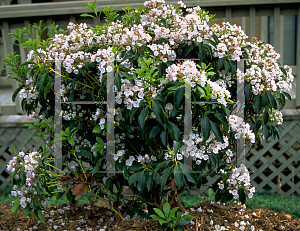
246, 120, 300, 197
1, 121, 300, 196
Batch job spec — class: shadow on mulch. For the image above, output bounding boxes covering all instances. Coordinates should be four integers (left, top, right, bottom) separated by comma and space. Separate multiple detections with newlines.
0, 200, 300, 231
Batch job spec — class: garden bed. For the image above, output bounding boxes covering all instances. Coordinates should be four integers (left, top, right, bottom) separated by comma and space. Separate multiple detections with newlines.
1, 199, 300, 231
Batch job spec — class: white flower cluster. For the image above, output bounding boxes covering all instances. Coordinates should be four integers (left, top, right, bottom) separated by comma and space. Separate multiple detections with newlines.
218, 163, 255, 200
243, 38, 294, 94
210, 22, 248, 61
147, 43, 176, 62
176, 131, 229, 164
116, 78, 145, 110
269, 108, 283, 125
19, 88, 38, 104
228, 115, 255, 144
164, 60, 231, 106
7, 151, 49, 209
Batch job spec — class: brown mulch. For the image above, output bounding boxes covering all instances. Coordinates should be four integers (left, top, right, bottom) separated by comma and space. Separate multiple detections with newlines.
0, 200, 300, 231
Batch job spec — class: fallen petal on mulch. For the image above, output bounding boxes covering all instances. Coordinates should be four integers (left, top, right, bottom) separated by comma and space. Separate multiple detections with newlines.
1, 200, 300, 231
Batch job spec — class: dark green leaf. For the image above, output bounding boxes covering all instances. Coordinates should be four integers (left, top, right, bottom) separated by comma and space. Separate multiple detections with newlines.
245, 84, 252, 102
128, 172, 140, 185
152, 100, 165, 125
149, 124, 161, 139
224, 61, 230, 73
262, 124, 270, 140
283, 92, 291, 101
115, 72, 121, 91
263, 110, 269, 124
184, 43, 195, 57
145, 173, 153, 190
160, 129, 167, 147
210, 121, 224, 143
238, 188, 246, 204
168, 122, 180, 141
201, 114, 211, 142
174, 87, 184, 109
161, 166, 172, 189
218, 57, 225, 70
137, 172, 145, 192
253, 94, 262, 114
174, 164, 183, 190
209, 154, 218, 166
267, 92, 277, 109
77, 149, 93, 160
138, 107, 149, 133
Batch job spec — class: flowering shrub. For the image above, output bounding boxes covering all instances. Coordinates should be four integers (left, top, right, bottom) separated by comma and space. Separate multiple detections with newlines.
3, 0, 293, 225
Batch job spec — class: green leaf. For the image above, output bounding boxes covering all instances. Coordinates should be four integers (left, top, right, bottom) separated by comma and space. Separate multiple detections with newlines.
105, 178, 113, 191
96, 137, 105, 147
253, 94, 262, 114
177, 219, 192, 226
174, 141, 181, 155
160, 129, 167, 147
153, 208, 166, 219
138, 107, 149, 133
152, 100, 165, 125
267, 92, 277, 109
137, 171, 145, 192
224, 61, 230, 73
128, 172, 140, 185
262, 91, 268, 107
168, 122, 180, 141
23, 204, 32, 216
11, 165, 22, 184
80, 13, 96, 19
169, 207, 179, 218
201, 114, 211, 142
183, 164, 198, 184
238, 188, 246, 204
12, 86, 23, 103
209, 154, 218, 166
279, 66, 287, 76
184, 43, 195, 57
145, 173, 153, 190
262, 124, 270, 140
115, 72, 121, 91
77, 149, 93, 160
129, 164, 143, 172
150, 214, 166, 225
161, 166, 172, 189
174, 87, 184, 109
263, 109, 269, 124
34, 207, 46, 224
149, 124, 161, 140
218, 57, 225, 70
174, 164, 183, 190
245, 84, 252, 102
12, 197, 21, 214
210, 121, 224, 143
283, 92, 291, 101
162, 202, 170, 218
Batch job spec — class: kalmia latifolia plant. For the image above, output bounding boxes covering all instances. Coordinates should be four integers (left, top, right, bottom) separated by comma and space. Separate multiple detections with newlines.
3, 0, 293, 225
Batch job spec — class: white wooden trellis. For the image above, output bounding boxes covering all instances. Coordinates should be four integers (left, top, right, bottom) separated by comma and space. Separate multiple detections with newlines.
54, 59, 122, 174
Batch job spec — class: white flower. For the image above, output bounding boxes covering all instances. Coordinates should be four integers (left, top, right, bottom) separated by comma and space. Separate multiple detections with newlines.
165, 103, 173, 111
